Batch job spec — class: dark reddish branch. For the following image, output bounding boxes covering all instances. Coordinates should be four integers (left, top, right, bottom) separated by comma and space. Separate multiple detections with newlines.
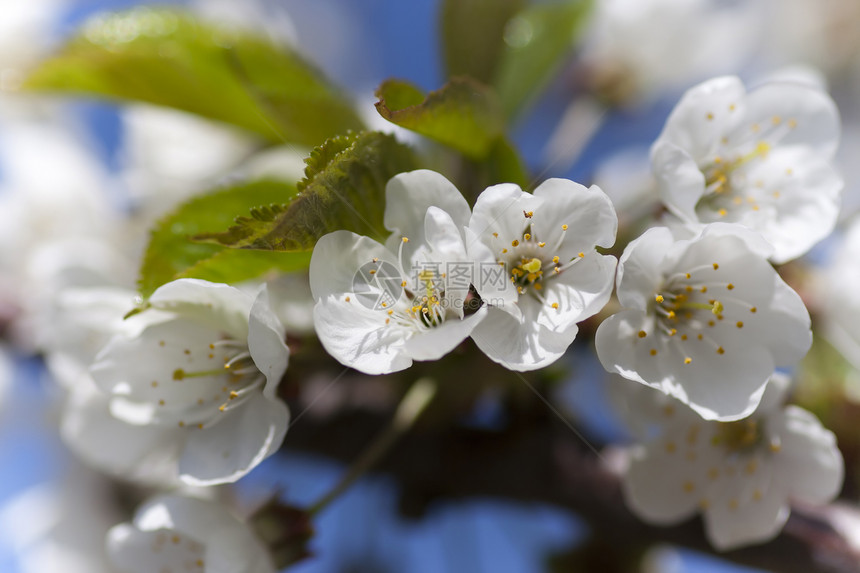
282, 409, 860, 573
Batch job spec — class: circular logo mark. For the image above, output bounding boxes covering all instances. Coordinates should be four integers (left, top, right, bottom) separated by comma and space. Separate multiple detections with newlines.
352, 260, 404, 310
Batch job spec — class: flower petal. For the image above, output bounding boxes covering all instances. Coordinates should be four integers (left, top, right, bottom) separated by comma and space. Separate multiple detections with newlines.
468, 183, 542, 247
309, 231, 402, 301
178, 393, 289, 486
384, 169, 470, 239
771, 406, 843, 505
655, 76, 746, 162
652, 141, 706, 223
313, 296, 412, 374
149, 279, 254, 341
247, 287, 289, 401
530, 179, 618, 258
403, 306, 487, 361
615, 227, 675, 310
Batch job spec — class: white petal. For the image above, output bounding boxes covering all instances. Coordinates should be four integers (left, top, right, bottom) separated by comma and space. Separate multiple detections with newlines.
247, 287, 289, 401
732, 81, 840, 157
615, 227, 675, 310
313, 297, 411, 374
468, 183, 542, 247
651, 141, 706, 223
772, 406, 844, 505
61, 377, 182, 483
464, 226, 519, 313
655, 76, 746, 162
702, 458, 789, 551
403, 306, 487, 361
206, 527, 276, 573
149, 279, 254, 341
530, 180, 618, 258
384, 169, 470, 240
309, 230, 402, 301
179, 393, 289, 486
622, 445, 700, 525
595, 309, 665, 387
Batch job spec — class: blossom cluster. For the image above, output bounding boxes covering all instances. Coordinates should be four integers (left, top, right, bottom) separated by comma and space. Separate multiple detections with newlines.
0, 0, 857, 570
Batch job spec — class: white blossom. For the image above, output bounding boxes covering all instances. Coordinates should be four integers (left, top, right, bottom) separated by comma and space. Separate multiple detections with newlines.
309, 170, 487, 374
579, 0, 756, 102
90, 279, 290, 486
107, 495, 274, 573
620, 375, 843, 550
652, 75, 842, 263
816, 220, 860, 370
595, 223, 811, 421
466, 179, 617, 371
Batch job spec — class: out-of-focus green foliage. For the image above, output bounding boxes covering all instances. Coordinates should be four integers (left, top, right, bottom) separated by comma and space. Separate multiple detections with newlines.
24, 7, 363, 145
495, 0, 593, 119
440, 0, 526, 84
139, 179, 304, 297
375, 77, 507, 160
196, 131, 419, 250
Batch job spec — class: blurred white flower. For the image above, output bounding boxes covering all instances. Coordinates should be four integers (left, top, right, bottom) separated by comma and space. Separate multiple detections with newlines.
620, 375, 843, 550
816, 219, 860, 371
0, 466, 122, 573
652, 75, 842, 263
595, 223, 811, 421
467, 179, 617, 371
120, 105, 258, 217
107, 495, 274, 573
310, 170, 486, 374
0, 0, 67, 90
90, 279, 290, 486
580, 0, 756, 103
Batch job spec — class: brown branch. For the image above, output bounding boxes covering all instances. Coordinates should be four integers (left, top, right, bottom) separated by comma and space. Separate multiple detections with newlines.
282, 408, 860, 573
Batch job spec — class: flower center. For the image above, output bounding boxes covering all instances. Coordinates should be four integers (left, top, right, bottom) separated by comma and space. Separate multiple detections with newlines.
641, 261, 759, 365
488, 212, 585, 312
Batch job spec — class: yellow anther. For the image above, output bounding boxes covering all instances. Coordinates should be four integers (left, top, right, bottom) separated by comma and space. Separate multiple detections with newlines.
638, 330, 647, 338
706, 112, 714, 120
551, 302, 559, 309
534, 283, 542, 290
493, 232, 498, 238
178, 421, 185, 427
401, 281, 407, 287
372, 257, 379, 263
729, 103, 736, 111
712, 263, 719, 270
712, 300, 723, 315
387, 309, 393, 315
788, 118, 797, 128
524, 233, 531, 240
402, 237, 409, 243
219, 404, 226, 412
718, 208, 727, 217
538, 242, 546, 247
700, 286, 708, 293
511, 240, 519, 247
750, 307, 757, 313
578, 252, 585, 258
685, 285, 693, 293
683, 481, 695, 493
727, 283, 734, 290
736, 321, 744, 328
524, 211, 534, 218
669, 328, 677, 336
562, 224, 568, 231
684, 357, 692, 364
655, 294, 664, 303
502, 248, 508, 254
381, 302, 387, 308
717, 347, 725, 355
667, 310, 676, 319
345, 296, 351, 302
229, 391, 239, 399
522, 258, 542, 273
697, 334, 703, 340
650, 349, 658, 356
552, 256, 560, 264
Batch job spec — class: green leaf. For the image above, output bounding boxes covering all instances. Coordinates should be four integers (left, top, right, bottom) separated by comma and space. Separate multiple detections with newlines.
197, 131, 420, 250
24, 7, 363, 145
139, 179, 300, 297
440, 0, 526, 83
375, 77, 505, 160
495, 0, 593, 120
177, 249, 312, 284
